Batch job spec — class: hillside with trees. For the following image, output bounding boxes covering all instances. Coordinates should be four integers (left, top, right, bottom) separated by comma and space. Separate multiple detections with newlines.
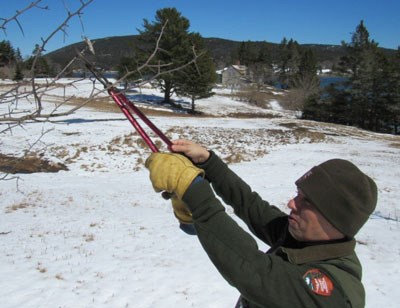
42, 36, 367, 72
43, 35, 395, 73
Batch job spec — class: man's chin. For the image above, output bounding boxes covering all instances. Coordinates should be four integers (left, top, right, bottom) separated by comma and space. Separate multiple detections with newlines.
288, 225, 303, 241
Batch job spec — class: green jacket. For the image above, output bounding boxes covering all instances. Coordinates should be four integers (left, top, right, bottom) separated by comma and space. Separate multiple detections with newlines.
183, 152, 365, 308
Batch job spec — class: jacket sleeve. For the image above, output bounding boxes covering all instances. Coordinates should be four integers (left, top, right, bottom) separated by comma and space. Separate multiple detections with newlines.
197, 151, 286, 244
183, 180, 350, 308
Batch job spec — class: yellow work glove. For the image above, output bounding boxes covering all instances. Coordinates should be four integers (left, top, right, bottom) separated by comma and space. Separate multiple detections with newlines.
171, 197, 193, 224
145, 153, 205, 200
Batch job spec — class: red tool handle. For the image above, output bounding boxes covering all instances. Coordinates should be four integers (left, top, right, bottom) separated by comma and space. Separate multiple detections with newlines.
108, 88, 173, 153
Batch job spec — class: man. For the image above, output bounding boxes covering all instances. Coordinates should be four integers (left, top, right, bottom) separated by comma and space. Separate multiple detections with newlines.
145, 139, 377, 308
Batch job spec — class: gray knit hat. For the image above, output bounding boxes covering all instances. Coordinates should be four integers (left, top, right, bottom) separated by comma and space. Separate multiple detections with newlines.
295, 159, 378, 238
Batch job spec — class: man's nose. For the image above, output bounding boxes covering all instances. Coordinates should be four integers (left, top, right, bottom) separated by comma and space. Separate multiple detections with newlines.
287, 198, 296, 210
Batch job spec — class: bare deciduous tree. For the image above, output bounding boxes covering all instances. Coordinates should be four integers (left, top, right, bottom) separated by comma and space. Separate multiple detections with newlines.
1, 0, 95, 128
0, 0, 202, 183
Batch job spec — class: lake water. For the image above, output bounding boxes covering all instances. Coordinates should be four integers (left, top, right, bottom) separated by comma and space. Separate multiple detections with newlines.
320, 76, 347, 88
274, 76, 347, 89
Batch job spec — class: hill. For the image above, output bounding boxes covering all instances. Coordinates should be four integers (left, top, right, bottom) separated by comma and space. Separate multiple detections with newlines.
45, 35, 353, 71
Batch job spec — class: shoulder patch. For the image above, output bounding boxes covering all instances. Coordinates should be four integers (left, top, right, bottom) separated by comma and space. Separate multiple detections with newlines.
303, 268, 334, 296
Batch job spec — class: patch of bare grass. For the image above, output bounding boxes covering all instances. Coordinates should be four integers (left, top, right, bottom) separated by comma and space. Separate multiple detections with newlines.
279, 122, 299, 129
292, 127, 326, 143
83, 234, 95, 242
66, 96, 198, 117
5, 202, 30, 213
235, 86, 287, 109
0, 153, 68, 174
5, 191, 42, 213
36, 262, 47, 273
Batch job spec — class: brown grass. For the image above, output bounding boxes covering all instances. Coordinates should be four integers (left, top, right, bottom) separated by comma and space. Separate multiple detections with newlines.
83, 234, 95, 242
5, 202, 29, 213
292, 127, 326, 142
36, 263, 47, 273
0, 153, 68, 174
65, 96, 200, 117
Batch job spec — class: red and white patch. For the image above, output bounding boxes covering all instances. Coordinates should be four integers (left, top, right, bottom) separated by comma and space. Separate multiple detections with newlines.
303, 269, 334, 296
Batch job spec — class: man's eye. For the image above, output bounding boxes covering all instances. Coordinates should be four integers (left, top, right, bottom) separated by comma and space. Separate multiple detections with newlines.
303, 198, 314, 208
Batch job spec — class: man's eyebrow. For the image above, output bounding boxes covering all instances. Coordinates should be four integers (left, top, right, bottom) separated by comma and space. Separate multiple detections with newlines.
298, 190, 313, 204
303, 196, 312, 204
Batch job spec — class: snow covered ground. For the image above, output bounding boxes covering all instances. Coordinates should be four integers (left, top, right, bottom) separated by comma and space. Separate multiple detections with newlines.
1, 79, 399, 307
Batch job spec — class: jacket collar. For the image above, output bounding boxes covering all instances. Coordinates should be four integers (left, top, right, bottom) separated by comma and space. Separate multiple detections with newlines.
276, 238, 356, 264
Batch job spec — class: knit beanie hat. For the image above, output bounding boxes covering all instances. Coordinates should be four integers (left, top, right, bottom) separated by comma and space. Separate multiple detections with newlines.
295, 159, 377, 238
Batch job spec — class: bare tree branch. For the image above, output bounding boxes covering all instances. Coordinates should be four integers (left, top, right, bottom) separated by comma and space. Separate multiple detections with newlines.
0, 0, 48, 36
1, 0, 95, 183
1, 1, 205, 186
1, 1, 97, 123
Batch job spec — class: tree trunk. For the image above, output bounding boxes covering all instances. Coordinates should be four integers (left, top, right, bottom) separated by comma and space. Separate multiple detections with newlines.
191, 96, 195, 112
163, 81, 172, 104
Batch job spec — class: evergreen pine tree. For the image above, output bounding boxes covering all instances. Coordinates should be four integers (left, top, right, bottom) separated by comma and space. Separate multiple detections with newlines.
385, 47, 400, 133
340, 20, 392, 131
277, 38, 289, 88
176, 33, 216, 113
237, 42, 247, 65
294, 49, 320, 90
294, 48, 320, 112
24, 44, 51, 77
132, 8, 194, 105
25, 55, 51, 77
13, 63, 24, 81
237, 41, 257, 66
286, 39, 302, 87
15, 48, 23, 62
277, 38, 301, 88
0, 40, 16, 66
248, 43, 274, 90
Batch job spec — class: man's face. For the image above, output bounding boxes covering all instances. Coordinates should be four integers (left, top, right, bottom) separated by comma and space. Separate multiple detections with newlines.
287, 190, 343, 242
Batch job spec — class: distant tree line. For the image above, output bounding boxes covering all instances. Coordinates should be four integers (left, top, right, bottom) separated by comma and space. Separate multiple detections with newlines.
0, 40, 23, 80
0, 41, 52, 80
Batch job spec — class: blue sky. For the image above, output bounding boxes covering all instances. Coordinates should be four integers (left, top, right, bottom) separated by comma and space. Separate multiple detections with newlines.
2, 0, 399, 57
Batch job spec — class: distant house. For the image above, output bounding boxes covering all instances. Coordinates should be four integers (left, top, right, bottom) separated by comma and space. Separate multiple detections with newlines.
217, 65, 249, 89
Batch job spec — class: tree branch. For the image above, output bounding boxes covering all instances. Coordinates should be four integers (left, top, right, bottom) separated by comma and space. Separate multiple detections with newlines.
0, 0, 48, 36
